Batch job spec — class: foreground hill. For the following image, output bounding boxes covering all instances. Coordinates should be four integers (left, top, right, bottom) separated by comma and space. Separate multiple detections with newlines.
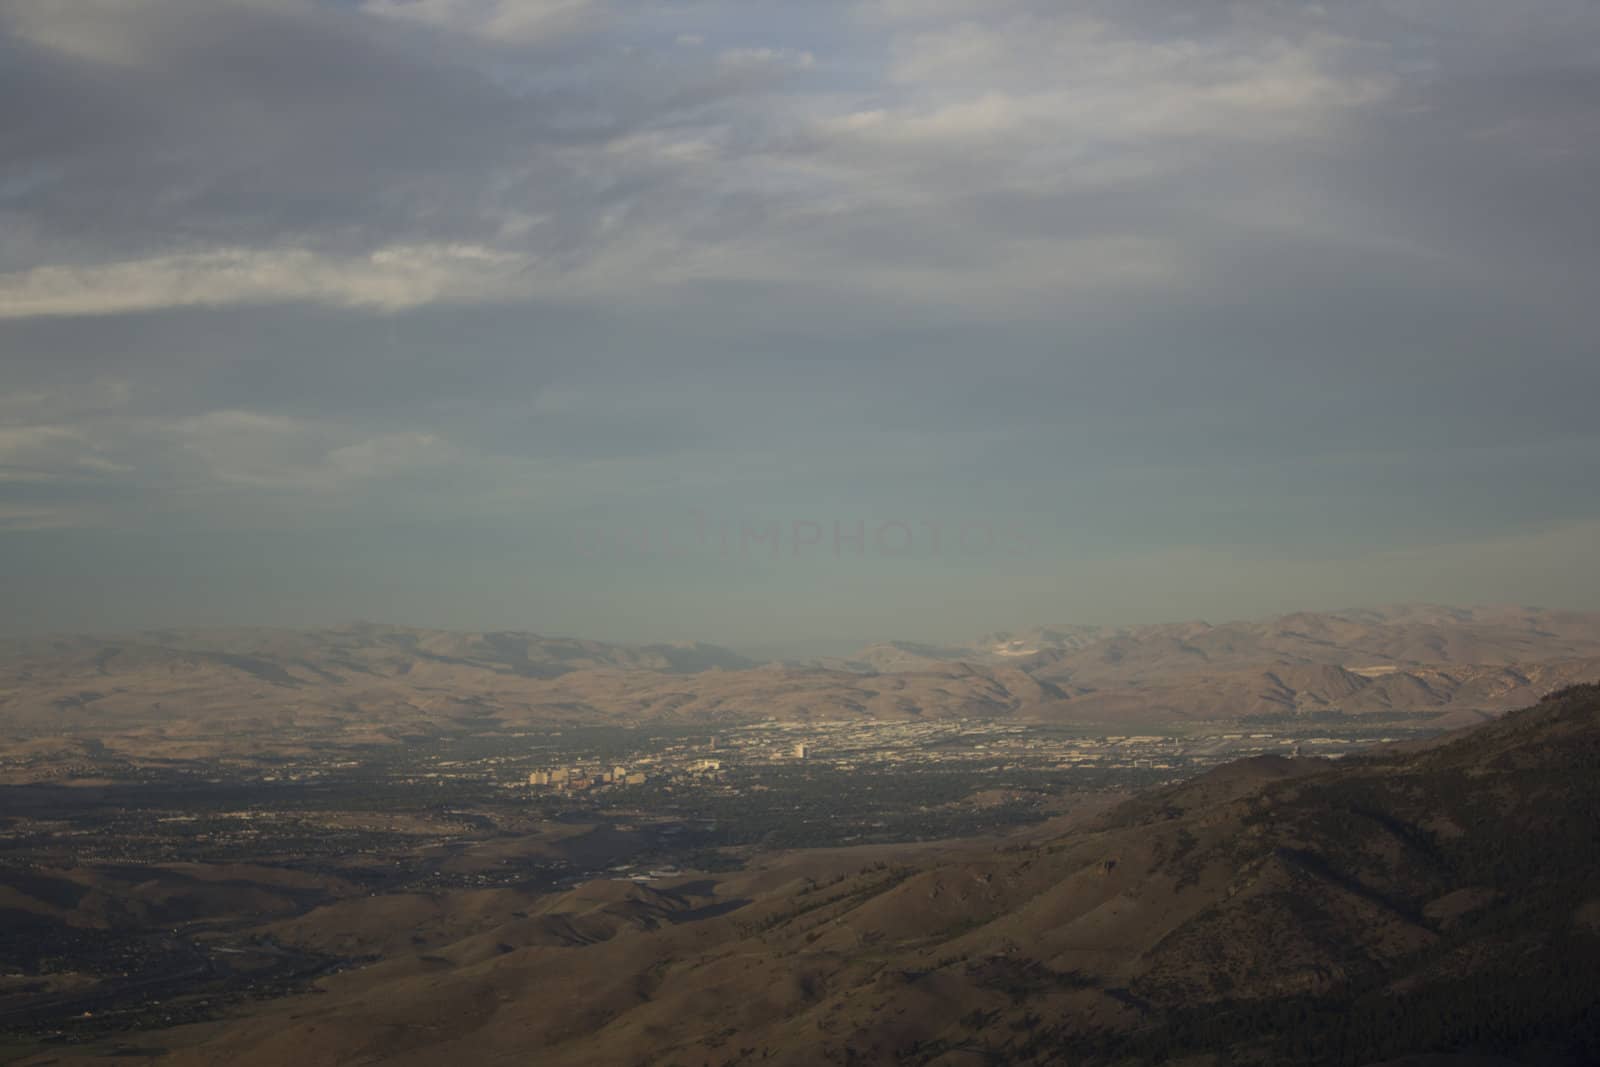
37, 686, 1600, 1066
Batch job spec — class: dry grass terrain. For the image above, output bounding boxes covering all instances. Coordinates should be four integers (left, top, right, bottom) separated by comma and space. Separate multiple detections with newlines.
4, 607, 1600, 780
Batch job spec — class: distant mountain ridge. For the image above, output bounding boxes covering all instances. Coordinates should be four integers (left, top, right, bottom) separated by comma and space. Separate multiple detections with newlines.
843, 604, 1600, 677
815, 606, 1600, 727
3, 608, 1600, 771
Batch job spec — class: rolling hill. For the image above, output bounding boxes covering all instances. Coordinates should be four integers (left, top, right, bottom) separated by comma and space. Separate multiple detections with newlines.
3, 608, 1600, 778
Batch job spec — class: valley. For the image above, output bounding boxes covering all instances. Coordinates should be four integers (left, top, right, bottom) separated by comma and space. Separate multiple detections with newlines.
4, 608, 1599, 1065
1, 715, 1417, 1052
3, 683, 1596, 1065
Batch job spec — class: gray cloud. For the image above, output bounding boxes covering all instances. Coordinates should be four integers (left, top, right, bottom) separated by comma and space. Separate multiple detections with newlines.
1, 0, 1598, 639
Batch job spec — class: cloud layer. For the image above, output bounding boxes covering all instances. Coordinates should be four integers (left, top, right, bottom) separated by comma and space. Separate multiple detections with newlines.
2, 0, 1599, 641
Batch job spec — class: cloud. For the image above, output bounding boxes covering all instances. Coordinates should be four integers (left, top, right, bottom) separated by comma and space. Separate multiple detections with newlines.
0, 244, 531, 318
2, 0, 1228, 322
167, 411, 463, 491
1, 0, 1599, 636
0, 380, 131, 421
0, 504, 91, 531
819, 11, 1388, 164
0, 425, 101, 477
358, 0, 599, 43
717, 46, 816, 73
3, 0, 272, 67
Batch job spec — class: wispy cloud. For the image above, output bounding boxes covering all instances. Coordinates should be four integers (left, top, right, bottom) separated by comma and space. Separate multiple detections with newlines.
0, 245, 530, 318
358, 0, 600, 43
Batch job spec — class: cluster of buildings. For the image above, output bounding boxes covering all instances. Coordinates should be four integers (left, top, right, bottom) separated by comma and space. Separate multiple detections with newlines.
496, 718, 1398, 800
508, 720, 1394, 802
528, 765, 648, 791
520, 735, 817, 795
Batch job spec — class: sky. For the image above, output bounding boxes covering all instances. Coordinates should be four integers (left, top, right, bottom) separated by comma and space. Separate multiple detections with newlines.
1, 0, 1598, 650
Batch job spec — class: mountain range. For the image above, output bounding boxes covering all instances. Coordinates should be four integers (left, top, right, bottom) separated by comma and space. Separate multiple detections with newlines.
5, 607, 1600, 774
